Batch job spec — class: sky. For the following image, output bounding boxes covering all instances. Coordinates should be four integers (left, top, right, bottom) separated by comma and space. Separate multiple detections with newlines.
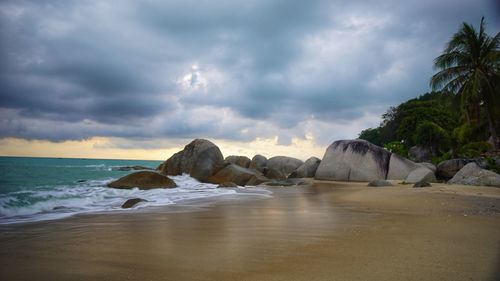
0, 0, 499, 160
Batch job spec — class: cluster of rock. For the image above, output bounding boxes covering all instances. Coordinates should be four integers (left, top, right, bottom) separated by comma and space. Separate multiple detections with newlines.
107, 138, 500, 208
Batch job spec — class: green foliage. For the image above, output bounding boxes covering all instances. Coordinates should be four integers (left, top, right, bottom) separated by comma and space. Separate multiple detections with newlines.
358, 128, 383, 146
485, 157, 500, 174
431, 152, 451, 165
414, 121, 450, 152
430, 17, 500, 149
383, 141, 408, 156
457, 141, 492, 158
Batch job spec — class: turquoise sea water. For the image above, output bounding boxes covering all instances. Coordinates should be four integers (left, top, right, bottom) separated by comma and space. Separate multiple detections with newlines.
0, 157, 269, 224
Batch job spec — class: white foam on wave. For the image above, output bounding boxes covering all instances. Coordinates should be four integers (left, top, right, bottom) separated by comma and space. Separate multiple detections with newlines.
0, 174, 272, 225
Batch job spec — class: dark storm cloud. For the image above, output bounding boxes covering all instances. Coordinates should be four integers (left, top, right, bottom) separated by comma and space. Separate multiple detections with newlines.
0, 0, 498, 143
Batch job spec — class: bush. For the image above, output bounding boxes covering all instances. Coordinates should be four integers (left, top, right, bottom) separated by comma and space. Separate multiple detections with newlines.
457, 141, 491, 158
384, 141, 408, 156
414, 121, 450, 152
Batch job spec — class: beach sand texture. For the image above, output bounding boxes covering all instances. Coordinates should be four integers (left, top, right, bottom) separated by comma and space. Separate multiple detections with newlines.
1, 181, 499, 281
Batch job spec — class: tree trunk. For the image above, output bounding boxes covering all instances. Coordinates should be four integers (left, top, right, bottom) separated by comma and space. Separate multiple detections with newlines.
486, 110, 498, 151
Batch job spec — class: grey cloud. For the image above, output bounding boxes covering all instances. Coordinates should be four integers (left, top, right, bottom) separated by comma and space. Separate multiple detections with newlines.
0, 0, 498, 144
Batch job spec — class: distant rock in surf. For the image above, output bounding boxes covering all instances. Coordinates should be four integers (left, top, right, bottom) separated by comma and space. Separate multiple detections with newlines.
108, 171, 177, 190
158, 139, 224, 183
111, 165, 153, 171
209, 164, 268, 186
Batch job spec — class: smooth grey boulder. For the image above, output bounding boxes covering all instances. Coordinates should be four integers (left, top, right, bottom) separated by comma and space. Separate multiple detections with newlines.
158, 139, 224, 183
437, 159, 472, 179
108, 171, 177, 190
405, 167, 437, 184
250, 155, 268, 173
387, 153, 422, 180
208, 164, 268, 186
420, 162, 437, 173
408, 146, 434, 163
289, 157, 321, 178
315, 140, 391, 181
121, 198, 147, 208
266, 156, 304, 179
224, 155, 251, 168
368, 180, 393, 187
448, 163, 500, 187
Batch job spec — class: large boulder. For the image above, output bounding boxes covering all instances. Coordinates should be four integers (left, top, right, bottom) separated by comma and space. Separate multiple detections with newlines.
266, 156, 304, 179
289, 157, 321, 178
315, 140, 391, 181
108, 171, 177, 190
158, 139, 224, 182
208, 164, 269, 186
405, 167, 437, 184
250, 155, 268, 173
224, 155, 251, 168
448, 163, 500, 187
436, 159, 472, 179
387, 153, 422, 180
408, 146, 434, 163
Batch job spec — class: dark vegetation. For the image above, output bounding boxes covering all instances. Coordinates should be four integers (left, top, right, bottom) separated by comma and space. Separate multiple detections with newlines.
359, 18, 499, 165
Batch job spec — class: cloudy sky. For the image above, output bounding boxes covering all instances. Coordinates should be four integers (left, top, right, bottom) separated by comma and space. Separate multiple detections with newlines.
0, 0, 499, 160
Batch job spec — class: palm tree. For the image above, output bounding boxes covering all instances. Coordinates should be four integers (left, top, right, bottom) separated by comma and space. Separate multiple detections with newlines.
430, 17, 500, 150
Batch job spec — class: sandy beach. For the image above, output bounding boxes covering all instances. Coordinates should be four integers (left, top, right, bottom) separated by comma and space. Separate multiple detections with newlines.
1, 181, 499, 281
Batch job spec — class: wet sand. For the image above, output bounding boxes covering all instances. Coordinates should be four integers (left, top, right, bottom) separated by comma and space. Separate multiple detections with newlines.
1, 181, 499, 281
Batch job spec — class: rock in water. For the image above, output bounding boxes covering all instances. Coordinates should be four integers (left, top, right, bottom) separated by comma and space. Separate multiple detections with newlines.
289, 157, 321, 178
158, 139, 225, 183
250, 155, 268, 173
405, 167, 437, 184
209, 164, 268, 186
217, 182, 238, 188
437, 159, 472, 179
448, 163, 500, 187
121, 198, 147, 208
315, 140, 391, 181
266, 156, 304, 179
367, 180, 393, 187
108, 171, 177, 190
224, 155, 251, 168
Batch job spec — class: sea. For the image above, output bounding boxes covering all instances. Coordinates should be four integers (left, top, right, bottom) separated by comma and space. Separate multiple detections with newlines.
0, 156, 271, 224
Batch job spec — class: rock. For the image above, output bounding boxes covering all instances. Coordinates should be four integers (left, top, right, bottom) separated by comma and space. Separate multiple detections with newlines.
208, 164, 269, 186
107, 171, 177, 190
121, 198, 147, 209
408, 146, 434, 163
266, 156, 304, 179
217, 182, 238, 188
76, 179, 87, 183
250, 155, 268, 173
246, 174, 270, 186
437, 159, 472, 179
112, 165, 153, 171
265, 178, 309, 186
448, 163, 500, 187
224, 155, 251, 168
387, 153, 422, 180
158, 139, 225, 182
420, 162, 437, 173
315, 140, 391, 181
367, 180, 393, 187
413, 181, 432, 188
289, 157, 321, 178
405, 167, 437, 184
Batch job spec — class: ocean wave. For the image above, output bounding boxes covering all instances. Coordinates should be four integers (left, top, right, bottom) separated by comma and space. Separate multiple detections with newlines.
0, 174, 271, 224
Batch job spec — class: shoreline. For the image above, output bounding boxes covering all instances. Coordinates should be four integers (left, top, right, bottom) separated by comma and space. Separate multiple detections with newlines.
1, 181, 499, 281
